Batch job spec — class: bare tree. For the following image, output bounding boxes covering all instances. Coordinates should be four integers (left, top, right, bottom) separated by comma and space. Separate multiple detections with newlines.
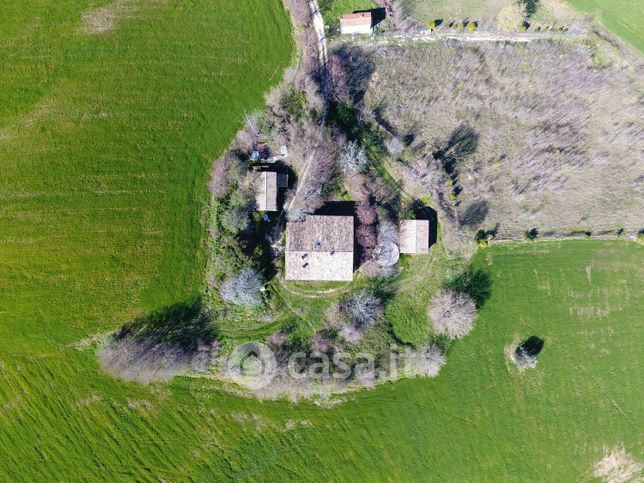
310, 332, 332, 353
356, 201, 378, 225
406, 344, 446, 377
375, 220, 400, 267
327, 53, 350, 103
341, 290, 384, 327
357, 224, 378, 250
99, 338, 218, 384
208, 156, 234, 199
219, 268, 265, 308
385, 136, 404, 157
340, 324, 364, 343
428, 289, 477, 339
513, 346, 538, 369
338, 141, 369, 174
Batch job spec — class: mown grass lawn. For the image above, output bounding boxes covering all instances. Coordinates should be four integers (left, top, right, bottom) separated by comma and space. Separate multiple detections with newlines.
1, 239, 642, 480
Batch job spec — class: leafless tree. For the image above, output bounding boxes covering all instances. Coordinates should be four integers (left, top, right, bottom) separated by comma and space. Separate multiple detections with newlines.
98, 338, 219, 384
385, 136, 404, 157
219, 268, 265, 308
375, 220, 400, 267
340, 324, 364, 343
356, 201, 378, 225
341, 290, 384, 327
310, 332, 332, 353
208, 156, 234, 199
428, 289, 477, 339
513, 346, 538, 369
406, 344, 446, 378
357, 224, 378, 250
338, 140, 369, 174
289, 124, 340, 215
327, 53, 350, 103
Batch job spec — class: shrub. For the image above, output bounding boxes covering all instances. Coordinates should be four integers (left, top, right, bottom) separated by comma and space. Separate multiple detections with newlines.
340, 324, 364, 343
405, 344, 446, 377
341, 290, 384, 327
357, 224, 378, 250
385, 137, 404, 157
376, 220, 400, 267
428, 289, 477, 339
467, 21, 477, 32
338, 140, 369, 174
356, 201, 378, 225
524, 228, 538, 241
497, 2, 528, 31
474, 228, 495, 248
281, 88, 307, 121
386, 296, 428, 346
221, 204, 251, 233
513, 346, 538, 369
219, 268, 265, 308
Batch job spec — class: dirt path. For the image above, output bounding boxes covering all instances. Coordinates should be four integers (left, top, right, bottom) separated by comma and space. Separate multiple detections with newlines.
347, 29, 585, 45
285, 0, 328, 214
308, 0, 328, 66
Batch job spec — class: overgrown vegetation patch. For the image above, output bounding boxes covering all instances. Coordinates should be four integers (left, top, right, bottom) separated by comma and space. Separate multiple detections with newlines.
342, 40, 643, 241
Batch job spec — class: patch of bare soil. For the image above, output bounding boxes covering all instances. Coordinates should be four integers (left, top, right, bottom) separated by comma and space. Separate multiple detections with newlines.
593, 446, 643, 483
78, 0, 140, 35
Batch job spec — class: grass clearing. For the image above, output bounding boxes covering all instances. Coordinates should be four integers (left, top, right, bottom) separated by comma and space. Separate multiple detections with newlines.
1, 241, 642, 479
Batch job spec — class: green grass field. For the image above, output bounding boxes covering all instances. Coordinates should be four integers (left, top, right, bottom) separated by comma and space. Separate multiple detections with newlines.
0, 0, 292, 355
565, 0, 644, 52
1, 240, 642, 479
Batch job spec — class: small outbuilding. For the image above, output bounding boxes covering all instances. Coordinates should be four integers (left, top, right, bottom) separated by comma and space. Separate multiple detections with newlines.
253, 171, 278, 212
285, 215, 354, 281
399, 219, 430, 254
340, 12, 373, 35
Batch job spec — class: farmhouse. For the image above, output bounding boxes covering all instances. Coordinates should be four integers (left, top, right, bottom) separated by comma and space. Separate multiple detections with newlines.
399, 219, 430, 254
285, 215, 354, 281
340, 12, 373, 35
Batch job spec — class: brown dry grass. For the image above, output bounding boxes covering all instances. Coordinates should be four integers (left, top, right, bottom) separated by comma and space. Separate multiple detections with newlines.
593, 446, 643, 483
78, 0, 143, 35
343, 40, 644, 239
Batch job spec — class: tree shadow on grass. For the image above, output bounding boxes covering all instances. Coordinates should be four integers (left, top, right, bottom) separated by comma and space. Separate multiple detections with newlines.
517, 336, 544, 357
446, 268, 492, 308
114, 299, 217, 350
